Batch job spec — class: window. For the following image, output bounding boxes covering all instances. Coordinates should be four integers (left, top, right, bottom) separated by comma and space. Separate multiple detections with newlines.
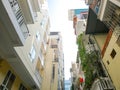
52, 64, 55, 80
116, 35, 120, 47
110, 49, 116, 59
19, 84, 27, 90
41, 57, 44, 66
40, 18, 45, 28
29, 46, 36, 62
107, 60, 110, 65
39, 49, 44, 66
0, 70, 16, 90
36, 31, 40, 42
54, 58, 58, 62
51, 45, 58, 48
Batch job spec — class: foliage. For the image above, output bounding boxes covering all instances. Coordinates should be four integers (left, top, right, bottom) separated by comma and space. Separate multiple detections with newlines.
70, 84, 74, 90
77, 34, 98, 89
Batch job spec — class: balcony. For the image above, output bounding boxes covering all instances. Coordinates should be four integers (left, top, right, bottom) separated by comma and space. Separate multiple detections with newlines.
76, 20, 86, 36
40, 15, 48, 29
40, 39, 47, 56
45, 18, 50, 37
85, 44, 95, 53
17, 0, 37, 24
40, 0, 45, 4
39, 49, 45, 67
1, 0, 29, 43
0, 0, 29, 59
102, 1, 120, 34
30, 0, 42, 12
85, 0, 93, 5
42, 33, 48, 51
9, 0, 29, 39
91, 77, 115, 90
54, 50, 59, 62
42, 40, 47, 53
51, 38, 58, 48
35, 69, 42, 86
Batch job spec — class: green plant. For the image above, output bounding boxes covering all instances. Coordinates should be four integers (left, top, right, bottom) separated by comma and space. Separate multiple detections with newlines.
77, 34, 98, 89
71, 84, 74, 90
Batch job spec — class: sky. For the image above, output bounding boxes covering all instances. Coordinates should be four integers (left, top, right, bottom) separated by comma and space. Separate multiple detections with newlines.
47, 0, 88, 80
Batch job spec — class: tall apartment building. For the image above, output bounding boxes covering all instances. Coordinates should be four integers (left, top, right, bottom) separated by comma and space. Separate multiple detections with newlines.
71, 9, 88, 38
74, 19, 87, 37
41, 32, 64, 90
50, 32, 64, 90
85, 0, 120, 89
0, 0, 50, 90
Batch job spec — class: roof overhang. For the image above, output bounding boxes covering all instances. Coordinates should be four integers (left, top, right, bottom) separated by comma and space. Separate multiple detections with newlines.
85, 7, 109, 34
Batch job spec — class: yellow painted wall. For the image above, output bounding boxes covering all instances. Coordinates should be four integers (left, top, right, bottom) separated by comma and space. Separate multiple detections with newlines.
0, 60, 9, 85
14, 11, 49, 82
94, 34, 107, 50
41, 47, 54, 90
51, 63, 58, 90
103, 34, 120, 89
0, 60, 30, 90
36, 58, 44, 77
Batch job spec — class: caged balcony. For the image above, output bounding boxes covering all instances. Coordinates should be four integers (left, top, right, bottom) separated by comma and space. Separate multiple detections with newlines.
9, 0, 29, 39
0, 0, 29, 45
103, 1, 120, 37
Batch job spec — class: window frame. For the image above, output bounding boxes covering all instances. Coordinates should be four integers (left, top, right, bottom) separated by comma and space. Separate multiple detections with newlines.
36, 31, 40, 42
52, 64, 55, 80
110, 49, 116, 59
116, 35, 120, 47
29, 45, 36, 62
107, 60, 110, 65
19, 83, 27, 90
0, 70, 16, 90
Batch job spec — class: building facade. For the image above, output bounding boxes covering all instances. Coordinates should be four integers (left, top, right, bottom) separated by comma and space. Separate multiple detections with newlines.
85, 0, 120, 89
70, 9, 88, 39
0, 0, 50, 89
50, 32, 64, 90
75, 20, 87, 37
41, 32, 64, 90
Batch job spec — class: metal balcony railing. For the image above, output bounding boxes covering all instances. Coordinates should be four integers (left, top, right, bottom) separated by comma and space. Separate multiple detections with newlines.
103, 1, 120, 37
8, 0, 29, 39
114, 25, 120, 37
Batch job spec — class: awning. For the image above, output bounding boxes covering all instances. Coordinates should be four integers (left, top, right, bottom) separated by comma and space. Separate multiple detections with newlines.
85, 7, 109, 34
